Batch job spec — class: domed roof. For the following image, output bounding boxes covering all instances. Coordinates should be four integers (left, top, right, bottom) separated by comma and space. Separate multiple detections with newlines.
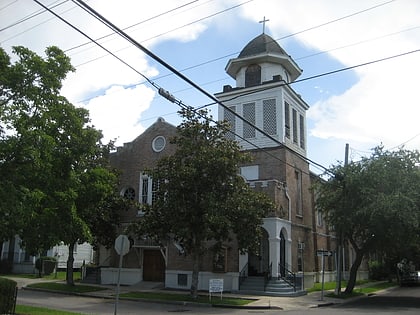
238, 33, 287, 58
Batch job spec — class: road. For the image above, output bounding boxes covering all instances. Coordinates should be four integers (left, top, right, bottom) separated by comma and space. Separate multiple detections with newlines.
17, 285, 420, 315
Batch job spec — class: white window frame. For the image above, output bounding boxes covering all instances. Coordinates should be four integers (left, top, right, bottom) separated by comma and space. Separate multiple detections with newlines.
139, 173, 153, 205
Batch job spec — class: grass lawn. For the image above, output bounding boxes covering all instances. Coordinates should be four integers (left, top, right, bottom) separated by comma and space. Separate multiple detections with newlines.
325, 281, 397, 299
16, 305, 87, 315
27, 282, 106, 293
120, 291, 255, 306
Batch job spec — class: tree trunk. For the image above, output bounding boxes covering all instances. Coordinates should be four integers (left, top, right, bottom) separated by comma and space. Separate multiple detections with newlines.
190, 251, 200, 299
344, 250, 364, 294
66, 243, 75, 286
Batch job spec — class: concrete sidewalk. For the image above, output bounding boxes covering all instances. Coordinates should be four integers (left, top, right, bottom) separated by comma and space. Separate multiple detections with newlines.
7, 276, 393, 311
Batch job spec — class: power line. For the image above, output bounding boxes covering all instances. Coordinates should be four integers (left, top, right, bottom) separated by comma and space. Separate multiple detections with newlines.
64, 0, 200, 54
29, 0, 416, 174
31, 0, 159, 91
70, 0, 254, 68
68, 0, 332, 174
278, 0, 395, 41
30, 0, 327, 176
61, 0, 417, 174
0, 0, 76, 43
0, 0, 18, 13
72, 0, 409, 102
74, 21, 420, 105
198, 47, 420, 108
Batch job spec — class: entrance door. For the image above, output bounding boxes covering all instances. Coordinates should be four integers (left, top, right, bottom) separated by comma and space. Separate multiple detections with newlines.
143, 250, 165, 281
248, 229, 269, 276
280, 231, 286, 277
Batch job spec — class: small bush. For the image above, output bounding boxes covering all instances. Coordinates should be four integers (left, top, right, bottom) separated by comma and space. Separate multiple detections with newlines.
369, 260, 388, 280
35, 256, 57, 276
0, 277, 17, 314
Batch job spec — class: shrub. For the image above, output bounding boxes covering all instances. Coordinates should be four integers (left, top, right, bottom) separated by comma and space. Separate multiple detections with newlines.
35, 256, 57, 276
369, 260, 387, 280
0, 277, 17, 314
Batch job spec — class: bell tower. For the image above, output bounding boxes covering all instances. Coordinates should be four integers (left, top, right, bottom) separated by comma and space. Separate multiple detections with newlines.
215, 33, 309, 156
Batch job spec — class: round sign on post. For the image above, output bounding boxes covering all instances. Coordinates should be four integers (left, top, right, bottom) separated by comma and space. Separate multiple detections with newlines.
114, 234, 130, 256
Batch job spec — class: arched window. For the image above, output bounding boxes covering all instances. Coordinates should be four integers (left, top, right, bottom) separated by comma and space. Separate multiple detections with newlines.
245, 64, 261, 87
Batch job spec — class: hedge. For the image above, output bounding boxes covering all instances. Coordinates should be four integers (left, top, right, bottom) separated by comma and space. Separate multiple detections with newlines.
0, 277, 17, 315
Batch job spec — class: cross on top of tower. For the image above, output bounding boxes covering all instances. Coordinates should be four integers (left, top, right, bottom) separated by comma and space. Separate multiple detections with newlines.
259, 16, 270, 34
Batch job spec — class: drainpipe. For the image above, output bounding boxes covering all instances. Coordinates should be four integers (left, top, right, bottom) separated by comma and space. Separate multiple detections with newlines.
284, 184, 292, 221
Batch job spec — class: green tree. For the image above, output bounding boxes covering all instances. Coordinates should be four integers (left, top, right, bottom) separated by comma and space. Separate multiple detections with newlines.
132, 108, 273, 298
315, 146, 420, 293
0, 46, 123, 284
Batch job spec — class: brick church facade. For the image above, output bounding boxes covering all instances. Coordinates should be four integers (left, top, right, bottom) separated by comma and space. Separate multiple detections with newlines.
97, 33, 340, 292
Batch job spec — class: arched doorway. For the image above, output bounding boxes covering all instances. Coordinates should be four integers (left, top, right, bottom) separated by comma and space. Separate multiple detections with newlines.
280, 231, 286, 277
248, 228, 269, 276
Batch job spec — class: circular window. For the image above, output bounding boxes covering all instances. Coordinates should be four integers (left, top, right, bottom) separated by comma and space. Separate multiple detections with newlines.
123, 187, 135, 200
152, 136, 166, 152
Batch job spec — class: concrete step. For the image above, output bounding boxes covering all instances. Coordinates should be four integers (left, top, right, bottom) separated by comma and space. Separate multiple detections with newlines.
239, 276, 306, 297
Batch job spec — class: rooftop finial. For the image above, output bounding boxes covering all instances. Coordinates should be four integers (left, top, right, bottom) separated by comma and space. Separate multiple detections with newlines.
259, 16, 269, 34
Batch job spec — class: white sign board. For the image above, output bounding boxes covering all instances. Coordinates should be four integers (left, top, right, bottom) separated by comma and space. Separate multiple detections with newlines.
209, 279, 224, 293
114, 234, 130, 256
209, 278, 223, 301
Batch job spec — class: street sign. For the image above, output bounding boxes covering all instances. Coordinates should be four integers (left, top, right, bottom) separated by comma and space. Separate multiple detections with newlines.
316, 249, 333, 257
114, 235, 130, 256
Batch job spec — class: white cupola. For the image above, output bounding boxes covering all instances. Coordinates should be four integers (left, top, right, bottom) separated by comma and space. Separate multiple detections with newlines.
225, 33, 302, 87
215, 33, 309, 156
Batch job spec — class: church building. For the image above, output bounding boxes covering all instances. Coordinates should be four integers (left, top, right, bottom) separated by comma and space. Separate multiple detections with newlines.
97, 31, 339, 294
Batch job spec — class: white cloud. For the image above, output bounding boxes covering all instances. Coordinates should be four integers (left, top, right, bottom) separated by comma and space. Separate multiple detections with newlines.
238, 0, 420, 162
2, 0, 420, 166
78, 84, 156, 145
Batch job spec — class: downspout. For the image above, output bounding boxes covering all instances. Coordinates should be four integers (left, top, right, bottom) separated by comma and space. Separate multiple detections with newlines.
284, 184, 292, 221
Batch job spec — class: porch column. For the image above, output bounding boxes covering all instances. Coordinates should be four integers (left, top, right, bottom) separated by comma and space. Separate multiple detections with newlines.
269, 237, 280, 278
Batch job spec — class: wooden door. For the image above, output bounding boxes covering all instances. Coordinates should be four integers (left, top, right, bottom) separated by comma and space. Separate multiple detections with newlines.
143, 250, 165, 281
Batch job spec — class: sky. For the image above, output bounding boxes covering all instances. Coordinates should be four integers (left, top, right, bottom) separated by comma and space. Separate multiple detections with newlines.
1, 0, 420, 174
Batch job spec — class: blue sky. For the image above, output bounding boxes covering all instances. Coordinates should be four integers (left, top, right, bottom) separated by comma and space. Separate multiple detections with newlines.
1, 0, 420, 173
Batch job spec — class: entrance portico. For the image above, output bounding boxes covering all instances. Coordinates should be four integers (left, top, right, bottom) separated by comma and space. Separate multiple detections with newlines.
262, 217, 292, 278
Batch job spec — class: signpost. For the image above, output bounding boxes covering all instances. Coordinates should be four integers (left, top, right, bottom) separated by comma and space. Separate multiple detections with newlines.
114, 235, 130, 315
209, 279, 224, 301
316, 249, 333, 301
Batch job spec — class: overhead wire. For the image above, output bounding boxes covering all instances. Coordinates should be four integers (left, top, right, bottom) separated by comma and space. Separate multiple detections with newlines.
70, 0, 254, 68
0, 0, 18, 13
64, 0, 200, 54
198, 47, 420, 109
28, 0, 413, 174
31, 0, 159, 91
71, 0, 412, 104
0, 0, 78, 44
30, 0, 326, 176
69, 0, 332, 174
71, 0, 394, 69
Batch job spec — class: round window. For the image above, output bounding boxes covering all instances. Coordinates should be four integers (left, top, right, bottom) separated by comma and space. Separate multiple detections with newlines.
123, 187, 135, 200
152, 136, 166, 152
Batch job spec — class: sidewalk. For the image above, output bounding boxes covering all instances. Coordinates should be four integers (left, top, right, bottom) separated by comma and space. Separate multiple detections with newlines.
7, 276, 392, 311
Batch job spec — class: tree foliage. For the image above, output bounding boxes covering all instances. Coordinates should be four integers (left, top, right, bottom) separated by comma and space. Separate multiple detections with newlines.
0, 46, 125, 284
315, 146, 420, 293
132, 108, 273, 297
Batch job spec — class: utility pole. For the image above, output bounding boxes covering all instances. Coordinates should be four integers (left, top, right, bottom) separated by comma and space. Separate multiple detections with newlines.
336, 143, 349, 295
